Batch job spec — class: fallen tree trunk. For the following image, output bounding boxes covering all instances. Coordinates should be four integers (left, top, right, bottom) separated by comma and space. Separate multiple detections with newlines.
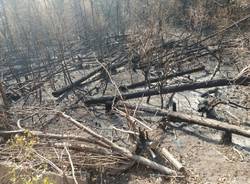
52, 55, 127, 97
167, 111, 250, 138
52, 66, 103, 97
120, 66, 205, 90
120, 103, 250, 138
84, 76, 250, 105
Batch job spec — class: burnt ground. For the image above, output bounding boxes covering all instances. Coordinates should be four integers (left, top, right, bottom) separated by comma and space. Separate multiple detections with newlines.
107, 132, 250, 184
92, 56, 250, 183
0, 34, 250, 184
1, 64, 250, 184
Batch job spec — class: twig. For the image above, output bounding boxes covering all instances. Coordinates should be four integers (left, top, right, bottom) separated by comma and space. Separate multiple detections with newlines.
114, 108, 153, 130
64, 144, 79, 184
112, 127, 139, 135
33, 149, 64, 175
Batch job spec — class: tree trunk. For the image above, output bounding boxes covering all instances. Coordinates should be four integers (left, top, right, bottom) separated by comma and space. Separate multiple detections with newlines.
0, 82, 9, 108
120, 103, 250, 138
85, 76, 250, 105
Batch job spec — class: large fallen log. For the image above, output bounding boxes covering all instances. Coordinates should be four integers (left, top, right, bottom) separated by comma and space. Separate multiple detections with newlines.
84, 76, 250, 105
119, 65, 205, 90
120, 103, 250, 138
167, 111, 250, 138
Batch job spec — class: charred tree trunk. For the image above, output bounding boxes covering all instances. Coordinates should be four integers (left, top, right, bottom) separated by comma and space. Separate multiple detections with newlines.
0, 82, 9, 108
84, 76, 250, 105
52, 56, 127, 97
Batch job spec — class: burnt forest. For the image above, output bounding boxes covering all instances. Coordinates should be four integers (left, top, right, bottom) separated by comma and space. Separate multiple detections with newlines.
0, 0, 250, 183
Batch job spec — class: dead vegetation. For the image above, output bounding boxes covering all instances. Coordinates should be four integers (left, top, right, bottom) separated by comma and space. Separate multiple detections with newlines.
0, 0, 250, 183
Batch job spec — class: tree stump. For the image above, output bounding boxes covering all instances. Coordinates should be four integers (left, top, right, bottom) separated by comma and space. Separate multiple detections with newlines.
221, 131, 232, 145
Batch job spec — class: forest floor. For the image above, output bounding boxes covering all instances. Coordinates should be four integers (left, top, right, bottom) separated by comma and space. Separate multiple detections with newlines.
106, 128, 250, 184
0, 31, 250, 184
